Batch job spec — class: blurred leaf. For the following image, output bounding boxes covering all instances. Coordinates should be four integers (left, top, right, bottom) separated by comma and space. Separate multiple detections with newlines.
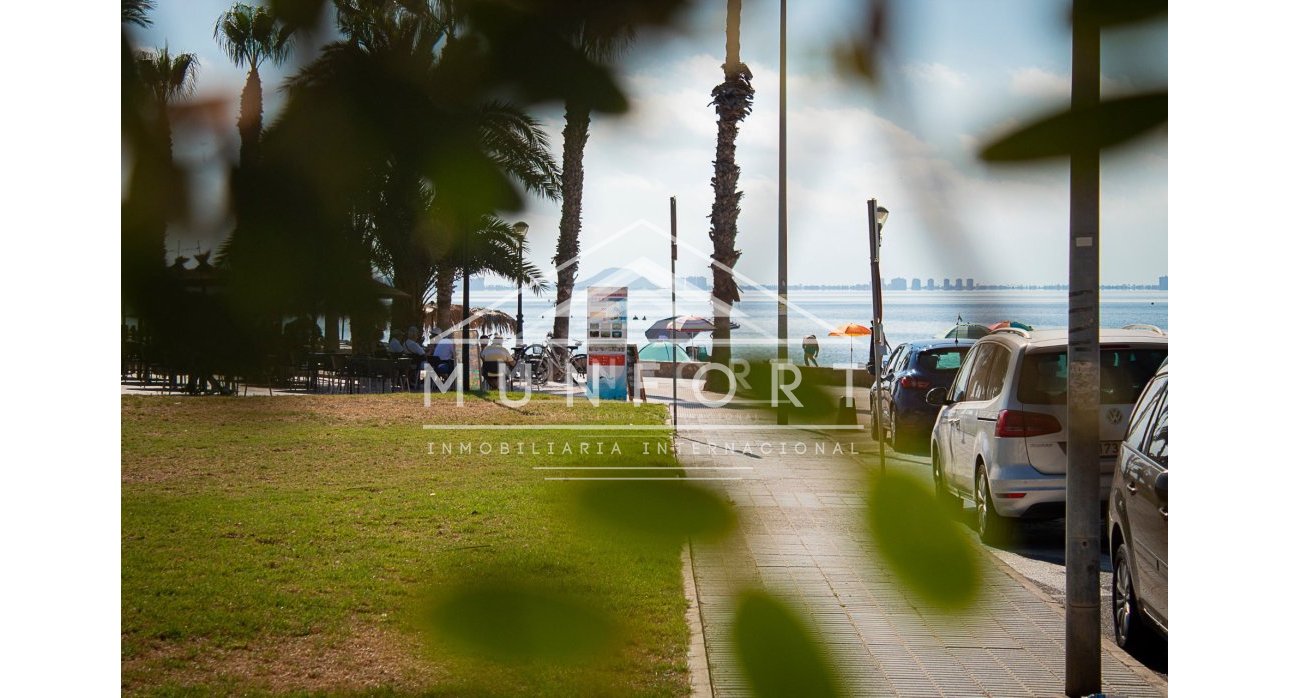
831, 0, 887, 83
865, 472, 979, 610
268, 0, 329, 32
1078, 0, 1167, 28
458, 1, 632, 114
424, 581, 616, 662
737, 361, 854, 426
832, 40, 877, 83
979, 91, 1167, 162
733, 591, 844, 697
575, 479, 735, 543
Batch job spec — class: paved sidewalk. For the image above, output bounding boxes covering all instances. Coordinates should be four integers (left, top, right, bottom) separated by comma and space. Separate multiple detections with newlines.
662, 384, 1165, 697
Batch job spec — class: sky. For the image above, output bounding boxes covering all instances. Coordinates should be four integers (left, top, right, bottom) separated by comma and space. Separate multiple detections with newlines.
134, 0, 1168, 287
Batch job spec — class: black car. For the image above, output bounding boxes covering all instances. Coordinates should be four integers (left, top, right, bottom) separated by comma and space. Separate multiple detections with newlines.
1108, 358, 1168, 650
869, 338, 974, 452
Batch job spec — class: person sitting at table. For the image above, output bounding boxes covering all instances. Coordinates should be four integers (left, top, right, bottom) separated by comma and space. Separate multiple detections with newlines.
430, 329, 457, 381
387, 328, 407, 355
480, 336, 516, 389
404, 325, 428, 360
403, 325, 429, 389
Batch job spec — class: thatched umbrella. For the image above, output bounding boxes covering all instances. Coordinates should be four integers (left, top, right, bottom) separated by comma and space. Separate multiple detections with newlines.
424, 304, 517, 335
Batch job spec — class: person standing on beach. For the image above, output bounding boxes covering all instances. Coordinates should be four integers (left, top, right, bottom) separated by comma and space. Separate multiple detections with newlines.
803, 335, 820, 367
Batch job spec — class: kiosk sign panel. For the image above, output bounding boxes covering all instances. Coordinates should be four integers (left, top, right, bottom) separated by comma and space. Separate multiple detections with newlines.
586, 286, 628, 400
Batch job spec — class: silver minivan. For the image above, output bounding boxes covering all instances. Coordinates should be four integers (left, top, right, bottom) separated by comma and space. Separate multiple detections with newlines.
926, 327, 1168, 543
1108, 358, 1168, 649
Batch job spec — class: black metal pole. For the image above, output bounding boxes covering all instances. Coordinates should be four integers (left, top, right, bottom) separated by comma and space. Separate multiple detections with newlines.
867, 198, 885, 475
671, 196, 679, 433
516, 264, 524, 349
1065, 0, 1102, 694
461, 266, 471, 393
776, 0, 789, 425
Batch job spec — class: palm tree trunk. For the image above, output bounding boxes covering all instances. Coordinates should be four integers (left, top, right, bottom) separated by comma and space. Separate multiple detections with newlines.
238, 66, 263, 166
551, 102, 591, 343
709, 0, 753, 371
434, 263, 455, 331
122, 102, 173, 307
392, 266, 430, 333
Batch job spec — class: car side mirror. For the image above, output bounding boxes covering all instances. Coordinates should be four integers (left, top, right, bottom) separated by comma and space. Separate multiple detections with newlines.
925, 386, 948, 406
1152, 471, 1168, 503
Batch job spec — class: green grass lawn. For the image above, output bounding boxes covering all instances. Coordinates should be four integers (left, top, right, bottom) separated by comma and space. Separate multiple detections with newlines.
122, 393, 689, 696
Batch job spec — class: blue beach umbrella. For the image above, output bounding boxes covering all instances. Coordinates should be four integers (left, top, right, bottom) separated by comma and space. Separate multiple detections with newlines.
639, 341, 690, 362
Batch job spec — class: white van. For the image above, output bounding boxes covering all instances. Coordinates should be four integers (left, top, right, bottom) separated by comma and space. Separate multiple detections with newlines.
925, 327, 1168, 543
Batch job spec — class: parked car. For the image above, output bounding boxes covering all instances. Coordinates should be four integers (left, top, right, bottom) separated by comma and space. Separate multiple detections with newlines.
869, 338, 975, 452
925, 326, 1167, 543
1108, 358, 1168, 650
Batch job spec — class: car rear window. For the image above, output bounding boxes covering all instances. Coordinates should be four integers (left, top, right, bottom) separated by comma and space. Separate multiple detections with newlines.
1017, 347, 1168, 405
916, 347, 970, 373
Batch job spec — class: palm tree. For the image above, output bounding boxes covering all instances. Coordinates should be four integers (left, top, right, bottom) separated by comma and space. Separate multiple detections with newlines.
314, 2, 557, 330
130, 46, 200, 267
426, 103, 559, 330
549, 27, 635, 345
431, 214, 546, 332
708, 0, 753, 371
214, 2, 294, 166
135, 46, 200, 154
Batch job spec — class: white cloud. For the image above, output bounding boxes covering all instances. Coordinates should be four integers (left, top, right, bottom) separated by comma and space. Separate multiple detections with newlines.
1009, 67, 1070, 100
901, 62, 968, 90
1009, 67, 1136, 100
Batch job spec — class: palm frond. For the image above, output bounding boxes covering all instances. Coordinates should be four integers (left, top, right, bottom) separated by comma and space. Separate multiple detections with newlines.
135, 46, 200, 104
214, 3, 295, 70
122, 0, 155, 27
478, 101, 561, 200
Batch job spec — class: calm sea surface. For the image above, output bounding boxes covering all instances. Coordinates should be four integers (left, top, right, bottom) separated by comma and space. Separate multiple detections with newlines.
465, 288, 1167, 367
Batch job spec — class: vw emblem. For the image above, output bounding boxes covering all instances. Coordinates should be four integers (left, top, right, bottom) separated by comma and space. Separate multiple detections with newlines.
1106, 408, 1123, 425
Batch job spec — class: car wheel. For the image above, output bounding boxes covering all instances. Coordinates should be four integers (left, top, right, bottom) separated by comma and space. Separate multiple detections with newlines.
890, 411, 916, 453
1112, 542, 1150, 651
932, 450, 959, 512
975, 467, 1008, 545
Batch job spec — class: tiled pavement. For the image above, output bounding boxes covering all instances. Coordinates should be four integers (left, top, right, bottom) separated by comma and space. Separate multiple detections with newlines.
666, 391, 1166, 698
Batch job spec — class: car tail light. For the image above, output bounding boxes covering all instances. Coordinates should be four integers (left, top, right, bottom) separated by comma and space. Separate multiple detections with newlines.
996, 409, 1063, 438
899, 376, 931, 390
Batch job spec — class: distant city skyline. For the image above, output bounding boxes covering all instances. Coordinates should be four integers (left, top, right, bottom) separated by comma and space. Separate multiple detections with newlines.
467, 267, 1168, 293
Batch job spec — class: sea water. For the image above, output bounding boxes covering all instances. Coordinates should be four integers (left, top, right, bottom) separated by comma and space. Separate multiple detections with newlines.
466, 288, 1167, 368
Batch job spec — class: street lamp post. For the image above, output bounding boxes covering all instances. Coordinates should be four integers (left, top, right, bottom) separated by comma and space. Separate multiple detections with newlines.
513, 221, 529, 350
866, 200, 890, 474
1065, 2, 1102, 693
776, 0, 789, 425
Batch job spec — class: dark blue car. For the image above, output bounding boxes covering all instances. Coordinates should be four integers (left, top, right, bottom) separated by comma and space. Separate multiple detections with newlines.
870, 338, 975, 452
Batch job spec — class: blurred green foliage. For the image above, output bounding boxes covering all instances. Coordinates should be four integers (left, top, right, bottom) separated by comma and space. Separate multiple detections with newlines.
865, 472, 981, 610
733, 590, 845, 698
980, 91, 1167, 162
574, 479, 737, 545
423, 579, 617, 663
1080, 0, 1167, 28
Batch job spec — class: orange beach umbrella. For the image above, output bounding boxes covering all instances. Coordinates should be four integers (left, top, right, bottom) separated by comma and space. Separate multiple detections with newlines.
828, 323, 873, 365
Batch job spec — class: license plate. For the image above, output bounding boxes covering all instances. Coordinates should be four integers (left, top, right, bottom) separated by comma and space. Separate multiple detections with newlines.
1100, 441, 1121, 458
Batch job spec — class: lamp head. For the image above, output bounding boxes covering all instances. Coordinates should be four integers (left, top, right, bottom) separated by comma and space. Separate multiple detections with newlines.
513, 221, 529, 235
875, 206, 890, 231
